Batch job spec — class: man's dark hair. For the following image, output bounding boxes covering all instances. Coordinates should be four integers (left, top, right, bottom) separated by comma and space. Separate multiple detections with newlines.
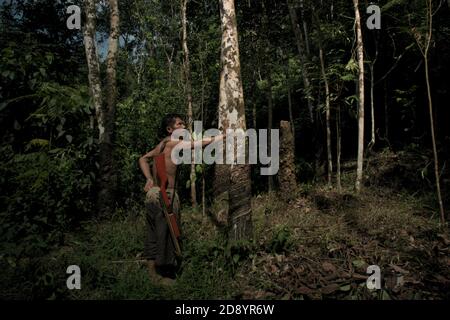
159, 113, 184, 137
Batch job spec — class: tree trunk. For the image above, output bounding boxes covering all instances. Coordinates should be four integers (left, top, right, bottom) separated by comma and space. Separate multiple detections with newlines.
181, 0, 197, 207
84, 0, 119, 217
415, 0, 445, 223
368, 43, 378, 151
83, 0, 103, 141
384, 80, 389, 142
199, 37, 206, 219
267, 73, 274, 193
336, 103, 342, 192
287, 0, 313, 123
278, 121, 298, 201
353, 0, 365, 193
299, 0, 310, 56
216, 0, 252, 240
287, 77, 295, 149
319, 44, 332, 188
424, 57, 445, 224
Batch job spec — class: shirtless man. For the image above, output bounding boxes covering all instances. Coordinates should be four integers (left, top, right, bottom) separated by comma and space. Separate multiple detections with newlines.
138, 113, 221, 285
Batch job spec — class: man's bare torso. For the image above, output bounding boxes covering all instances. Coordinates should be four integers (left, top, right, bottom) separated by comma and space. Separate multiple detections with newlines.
152, 138, 177, 189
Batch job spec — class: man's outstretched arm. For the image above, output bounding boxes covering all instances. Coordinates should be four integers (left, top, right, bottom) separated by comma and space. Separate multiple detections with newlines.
171, 134, 224, 151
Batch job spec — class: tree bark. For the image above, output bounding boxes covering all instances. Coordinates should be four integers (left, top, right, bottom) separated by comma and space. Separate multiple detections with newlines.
299, 0, 310, 56
368, 41, 378, 151
287, 76, 295, 149
215, 0, 252, 240
319, 45, 332, 188
353, 0, 365, 193
267, 73, 274, 193
84, 0, 119, 217
83, 0, 103, 142
181, 0, 197, 207
336, 102, 342, 192
278, 121, 298, 201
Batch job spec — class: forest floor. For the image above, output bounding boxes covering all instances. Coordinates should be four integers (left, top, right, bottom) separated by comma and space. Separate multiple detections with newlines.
3, 156, 450, 300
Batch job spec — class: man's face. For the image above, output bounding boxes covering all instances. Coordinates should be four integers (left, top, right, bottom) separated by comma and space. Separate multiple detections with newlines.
167, 117, 185, 134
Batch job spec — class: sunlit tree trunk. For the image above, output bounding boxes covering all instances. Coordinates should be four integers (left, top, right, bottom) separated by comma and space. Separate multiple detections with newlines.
215, 0, 252, 240
353, 0, 365, 193
181, 0, 197, 207
84, 0, 119, 216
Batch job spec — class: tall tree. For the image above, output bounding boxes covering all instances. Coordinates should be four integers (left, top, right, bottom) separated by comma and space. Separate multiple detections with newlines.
216, 0, 252, 240
313, 8, 332, 188
412, 0, 445, 223
367, 38, 378, 151
353, 0, 365, 193
181, 0, 197, 207
319, 44, 332, 187
83, 0, 120, 216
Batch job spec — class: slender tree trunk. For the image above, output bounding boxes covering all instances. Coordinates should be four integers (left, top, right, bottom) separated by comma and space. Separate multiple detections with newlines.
424, 57, 445, 223
319, 45, 332, 187
336, 103, 342, 192
414, 0, 445, 223
216, 0, 252, 240
287, 0, 313, 123
84, 0, 119, 217
181, 0, 197, 207
287, 78, 295, 148
199, 39, 206, 219
299, 0, 310, 56
267, 73, 274, 193
368, 43, 378, 151
353, 0, 365, 193
84, 0, 103, 142
384, 80, 389, 141
252, 102, 257, 129
83, 0, 103, 136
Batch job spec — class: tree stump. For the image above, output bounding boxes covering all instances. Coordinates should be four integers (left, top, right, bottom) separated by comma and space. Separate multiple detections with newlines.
278, 120, 298, 201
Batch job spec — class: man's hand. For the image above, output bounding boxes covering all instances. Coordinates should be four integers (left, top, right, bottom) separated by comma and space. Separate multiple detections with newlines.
144, 178, 154, 192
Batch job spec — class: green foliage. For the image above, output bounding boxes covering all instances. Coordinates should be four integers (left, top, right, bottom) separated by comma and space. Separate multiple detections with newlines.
268, 225, 293, 253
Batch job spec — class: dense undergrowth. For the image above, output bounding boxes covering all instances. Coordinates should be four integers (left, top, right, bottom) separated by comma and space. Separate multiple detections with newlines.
1, 168, 449, 300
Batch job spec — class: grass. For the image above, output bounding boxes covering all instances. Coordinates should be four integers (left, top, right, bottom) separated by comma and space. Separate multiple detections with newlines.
1, 171, 449, 300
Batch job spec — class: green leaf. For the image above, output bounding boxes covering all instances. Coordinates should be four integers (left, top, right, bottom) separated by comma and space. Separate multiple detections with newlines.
352, 259, 366, 269
340, 284, 351, 292
381, 290, 391, 300
66, 135, 73, 143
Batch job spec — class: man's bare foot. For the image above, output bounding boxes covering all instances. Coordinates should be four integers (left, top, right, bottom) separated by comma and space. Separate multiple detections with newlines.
147, 260, 175, 286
